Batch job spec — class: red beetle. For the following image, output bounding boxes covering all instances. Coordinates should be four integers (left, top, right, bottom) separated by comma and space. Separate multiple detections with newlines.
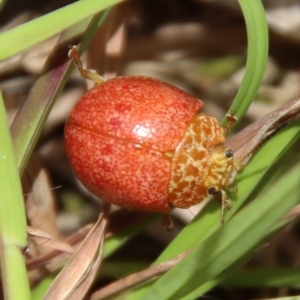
65, 46, 238, 224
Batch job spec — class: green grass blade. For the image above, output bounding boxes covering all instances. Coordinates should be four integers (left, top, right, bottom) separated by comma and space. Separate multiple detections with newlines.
223, 267, 300, 287
0, 91, 30, 299
31, 276, 55, 300
222, 0, 268, 126
140, 162, 300, 300
0, 0, 124, 60
179, 214, 294, 299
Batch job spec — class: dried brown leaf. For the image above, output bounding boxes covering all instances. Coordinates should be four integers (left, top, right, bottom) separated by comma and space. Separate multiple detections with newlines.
27, 226, 74, 255
26, 211, 151, 273
23, 155, 59, 250
226, 98, 300, 166
26, 224, 92, 271
43, 203, 110, 300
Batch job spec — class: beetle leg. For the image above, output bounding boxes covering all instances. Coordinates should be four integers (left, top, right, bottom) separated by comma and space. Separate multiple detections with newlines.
162, 214, 173, 231
68, 45, 104, 84
220, 189, 231, 227
229, 185, 238, 193
224, 112, 238, 135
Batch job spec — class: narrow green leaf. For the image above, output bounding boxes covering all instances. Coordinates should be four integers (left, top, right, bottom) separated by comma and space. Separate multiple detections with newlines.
223, 267, 300, 287
222, 0, 269, 126
0, 91, 30, 299
0, 0, 124, 60
31, 276, 55, 300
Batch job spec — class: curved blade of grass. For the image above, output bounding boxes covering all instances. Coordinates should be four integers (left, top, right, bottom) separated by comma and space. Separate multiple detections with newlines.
127, 118, 300, 299
181, 260, 300, 300
0, 91, 30, 299
221, 0, 268, 126
175, 217, 296, 300
177, 212, 293, 299
10, 11, 110, 175
0, 0, 124, 60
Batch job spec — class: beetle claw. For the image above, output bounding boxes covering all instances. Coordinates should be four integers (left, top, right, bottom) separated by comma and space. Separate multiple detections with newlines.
162, 214, 173, 231
220, 190, 231, 227
224, 112, 238, 134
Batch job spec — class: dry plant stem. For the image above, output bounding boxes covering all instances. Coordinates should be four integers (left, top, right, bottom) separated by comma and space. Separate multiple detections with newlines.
283, 205, 300, 220
44, 202, 111, 300
90, 250, 191, 300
